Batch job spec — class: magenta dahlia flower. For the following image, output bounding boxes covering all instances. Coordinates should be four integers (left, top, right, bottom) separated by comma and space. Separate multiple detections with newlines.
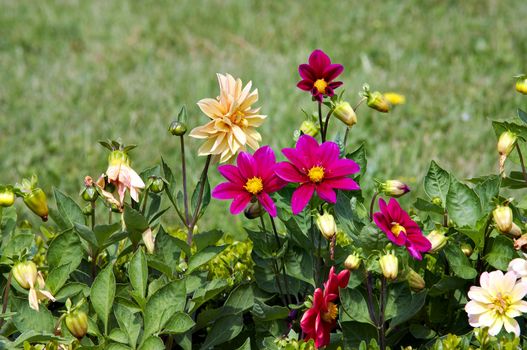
373, 198, 432, 260
212, 146, 285, 217
297, 49, 344, 102
275, 135, 360, 215
300, 267, 350, 348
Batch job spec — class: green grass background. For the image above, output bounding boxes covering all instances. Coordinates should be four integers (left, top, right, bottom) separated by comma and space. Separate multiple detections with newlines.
1, 0, 527, 233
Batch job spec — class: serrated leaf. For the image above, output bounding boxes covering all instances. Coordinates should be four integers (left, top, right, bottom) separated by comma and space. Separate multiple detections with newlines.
443, 243, 477, 279
446, 177, 482, 227
164, 312, 195, 334
518, 108, 527, 124
424, 161, 450, 205
90, 264, 116, 334
485, 235, 514, 270
199, 314, 243, 350
54, 188, 85, 229
187, 246, 225, 274
129, 248, 148, 298
47, 231, 83, 272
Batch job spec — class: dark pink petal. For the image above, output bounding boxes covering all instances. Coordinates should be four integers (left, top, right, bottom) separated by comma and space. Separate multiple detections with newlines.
317, 141, 340, 166
373, 213, 393, 238
308, 49, 331, 74
338, 269, 350, 288
229, 192, 252, 215
387, 198, 404, 222
257, 192, 277, 217
326, 159, 360, 178
297, 80, 313, 91
378, 198, 395, 223
328, 81, 343, 89
218, 164, 244, 184
264, 175, 287, 193
299, 64, 316, 81
323, 177, 360, 191
291, 183, 315, 215
275, 162, 306, 183
407, 244, 423, 260
282, 148, 308, 170
325, 86, 334, 96
236, 152, 256, 179
212, 182, 242, 199
408, 234, 432, 252
313, 91, 324, 102
296, 135, 320, 166
315, 313, 331, 348
253, 145, 275, 179
323, 63, 344, 81
316, 183, 337, 203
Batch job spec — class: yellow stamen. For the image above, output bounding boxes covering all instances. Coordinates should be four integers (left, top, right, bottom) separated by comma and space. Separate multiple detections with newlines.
307, 166, 325, 183
321, 302, 338, 323
244, 177, 263, 195
314, 79, 328, 94
391, 223, 407, 237
492, 293, 511, 315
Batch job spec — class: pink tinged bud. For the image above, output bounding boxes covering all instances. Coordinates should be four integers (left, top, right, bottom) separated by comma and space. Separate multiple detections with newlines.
316, 212, 337, 240
380, 180, 410, 198
507, 222, 523, 238
333, 101, 357, 127
367, 91, 390, 113
427, 230, 448, 253
299, 120, 319, 137
12, 261, 38, 290
497, 131, 517, 175
0, 186, 15, 207
493, 205, 513, 233
23, 188, 49, 221
379, 252, 398, 280
344, 254, 361, 271
406, 268, 425, 291
142, 228, 155, 254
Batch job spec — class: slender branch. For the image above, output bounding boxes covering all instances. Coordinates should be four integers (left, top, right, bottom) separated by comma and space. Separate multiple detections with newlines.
166, 335, 174, 349
476, 214, 494, 275
90, 201, 96, 230
369, 191, 379, 221
0, 272, 12, 329
318, 101, 325, 142
365, 272, 378, 325
354, 97, 367, 111
516, 143, 527, 183
108, 209, 112, 224
141, 188, 150, 215
180, 136, 191, 228
322, 109, 334, 141
343, 127, 351, 152
379, 277, 387, 350
188, 155, 212, 242
270, 215, 292, 305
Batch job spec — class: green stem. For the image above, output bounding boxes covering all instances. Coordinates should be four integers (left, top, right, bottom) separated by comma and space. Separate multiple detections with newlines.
354, 97, 367, 111
343, 127, 351, 151
180, 136, 191, 229
477, 214, 493, 275
516, 143, 527, 183
369, 191, 379, 221
270, 215, 292, 306
166, 335, 174, 349
322, 109, 334, 141
318, 101, 325, 142
141, 188, 150, 215
108, 209, 112, 224
379, 277, 387, 350
0, 272, 12, 329
365, 272, 378, 325
90, 201, 96, 230
188, 155, 212, 245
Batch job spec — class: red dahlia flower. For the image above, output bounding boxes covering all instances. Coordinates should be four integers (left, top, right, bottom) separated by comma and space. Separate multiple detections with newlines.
212, 146, 285, 217
301, 267, 350, 348
297, 49, 344, 102
373, 198, 431, 260
275, 135, 360, 215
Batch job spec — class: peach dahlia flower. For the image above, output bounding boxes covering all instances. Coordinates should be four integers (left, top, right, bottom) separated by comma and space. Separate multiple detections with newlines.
189, 73, 266, 163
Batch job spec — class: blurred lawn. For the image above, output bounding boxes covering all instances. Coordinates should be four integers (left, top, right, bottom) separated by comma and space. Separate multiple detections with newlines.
1, 0, 527, 233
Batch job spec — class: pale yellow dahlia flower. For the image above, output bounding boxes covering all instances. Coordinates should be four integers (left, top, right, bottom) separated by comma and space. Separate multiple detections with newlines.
465, 270, 527, 336
190, 73, 266, 163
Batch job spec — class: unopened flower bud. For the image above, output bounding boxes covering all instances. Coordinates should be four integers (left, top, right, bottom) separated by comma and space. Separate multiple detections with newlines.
80, 186, 98, 202
367, 91, 390, 113
65, 310, 88, 339
316, 211, 337, 240
383, 92, 406, 106
493, 205, 513, 233
508, 222, 522, 238
497, 131, 517, 175
344, 254, 361, 271
108, 150, 130, 167
427, 230, 448, 253
407, 268, 425, 291
149, 176, 165, 193
379, 180, 410, 198
461, 243, 473, 256
431, 197, 442, 206
299, 120, 319, 137
379, 252, 398, 280
244, 200, 264, 220
23, 188, 49, 222
0, 186, 15, 207
12, 261, 38, 289
516, 75, 527, 95
333, 101, 357, 127
169, 121, 188, 136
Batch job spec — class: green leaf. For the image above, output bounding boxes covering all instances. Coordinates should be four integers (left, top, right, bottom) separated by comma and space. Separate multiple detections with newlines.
519, 108, 527, 124
485, 235, 514, 270
340, 288, 374, 325
473, 175, 500, 213
53, 187, 85, 229
424, 160, 450, 205
129, 248, 148, 298
234, 338, 251, 350
11, 297, 55, 333
94, 223, 122, 247
2, 232, 34, 258
139, 336, 165, 350
251, 300, 289, 321
189, 278, 229, 313
341, 322, 378, 349
199, 314, 243, 350
74, 223, 98, 250
90, 264, 116, 334
193, 229, 223, 253
224, 284, 254, 314
164, 312, 196, 334
191, 176, 211, 219
413, 197, 444, 214
47, 230, 83, 272
346, 143, 367, 180
446, 177, 482, 227
124, 206, 150, 245
109, 329, 129, 344
11, 331, 63, 348
429, 276, 467, 297
387, 287, 427, 330
143, 280, 186, 340
54, 282, 90, 301
45, 263, 72, 294
443, 243, 477, 279
186, 245, 225, 274
114, 303, 142, 348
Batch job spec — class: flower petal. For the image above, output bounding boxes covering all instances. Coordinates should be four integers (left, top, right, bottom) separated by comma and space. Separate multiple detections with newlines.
291, 183, 315, 215
323, 177, 360, 191
308, 49, 331, 75
323, 63, 344, 81
212, 182, 242, 200
275, 162, 306, 183
257, 192, 277, 217
236, 152, 256, 179
315, 183, 337, 203
298, 64, 316, 81
218, 164, 244, 184
229, 192, 252, 215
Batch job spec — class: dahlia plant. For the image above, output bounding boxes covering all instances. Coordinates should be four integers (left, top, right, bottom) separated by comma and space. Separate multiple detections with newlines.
2, 49, 527, 350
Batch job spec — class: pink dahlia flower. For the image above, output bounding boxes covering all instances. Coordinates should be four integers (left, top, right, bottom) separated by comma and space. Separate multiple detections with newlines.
275, 135, 360, 215
212, 146, 285, 217
297, 49, 344, 102
301, 267, 350, 348
373, 198, 431, 260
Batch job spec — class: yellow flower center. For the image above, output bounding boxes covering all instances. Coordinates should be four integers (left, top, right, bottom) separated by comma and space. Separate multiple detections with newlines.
321, 302, 339, 323
491, 292, 512, 315
391, 223, 407, 237
244, 177, 264, 195
307, 166, 325, 183
314, 79, 328, 94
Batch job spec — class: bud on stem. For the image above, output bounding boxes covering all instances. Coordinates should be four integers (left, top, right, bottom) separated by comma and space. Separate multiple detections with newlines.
65, 310, 89, 339
497, 131, 517, 175
23, 188, 49, 221
379, 251, 398, 281
316, 211, 337, 240
493, 205, 513, 233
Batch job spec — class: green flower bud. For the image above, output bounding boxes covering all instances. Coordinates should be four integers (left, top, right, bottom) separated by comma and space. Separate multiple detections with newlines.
516, 75, 527, 95
333, 101, 357, 127
244, 200, 264, 219
460, 243, 473, 257
23, 188, 49, 222
0, 186, 15, 207
65, 310, 88, 339
379, 252, 398, 280
407, 268, 425, 291
431, 197, 442, 206
497, 131, 517, 174
81, 186, 98, 202
493, 205, 513, 233
299, 120, 319, 137
379, 180, 410, 198
367, 91, 390, 113
149, 176, 165, 193
316, 211, 337, 240
344, 253, 361, 271
169, 121, 188, 136
12, 261, 38, 289
427, 230, 447, 253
